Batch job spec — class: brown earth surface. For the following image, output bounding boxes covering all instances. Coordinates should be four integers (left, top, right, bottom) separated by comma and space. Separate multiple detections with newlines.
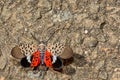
0, 0, 120, 80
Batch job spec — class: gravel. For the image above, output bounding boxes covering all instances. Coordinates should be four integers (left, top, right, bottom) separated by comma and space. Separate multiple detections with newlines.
0, 0, 120, 80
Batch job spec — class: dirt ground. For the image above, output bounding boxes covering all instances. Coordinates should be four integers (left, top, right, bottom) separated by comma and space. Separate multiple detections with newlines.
0, 0, 120, 80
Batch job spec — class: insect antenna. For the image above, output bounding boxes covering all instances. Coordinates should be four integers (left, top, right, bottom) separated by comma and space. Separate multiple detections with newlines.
31, 28, 61, 45
44, 28, 61, 44
30, 32, 42, 44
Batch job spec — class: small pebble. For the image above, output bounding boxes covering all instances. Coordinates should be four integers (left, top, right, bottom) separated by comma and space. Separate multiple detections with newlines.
24, 28, 28, 32
84, 30, 88, 34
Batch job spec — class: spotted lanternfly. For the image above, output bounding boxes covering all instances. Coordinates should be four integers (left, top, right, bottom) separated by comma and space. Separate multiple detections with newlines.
11, 42, 73, 72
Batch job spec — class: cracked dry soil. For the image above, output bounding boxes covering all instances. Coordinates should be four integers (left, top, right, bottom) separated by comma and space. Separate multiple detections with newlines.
0, 0, 120, 80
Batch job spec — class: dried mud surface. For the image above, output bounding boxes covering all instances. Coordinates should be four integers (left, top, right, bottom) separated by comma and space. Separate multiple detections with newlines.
0, 0, 120, 80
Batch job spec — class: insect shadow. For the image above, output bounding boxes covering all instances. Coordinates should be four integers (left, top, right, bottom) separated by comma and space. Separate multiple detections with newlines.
60, 53, 87, 75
